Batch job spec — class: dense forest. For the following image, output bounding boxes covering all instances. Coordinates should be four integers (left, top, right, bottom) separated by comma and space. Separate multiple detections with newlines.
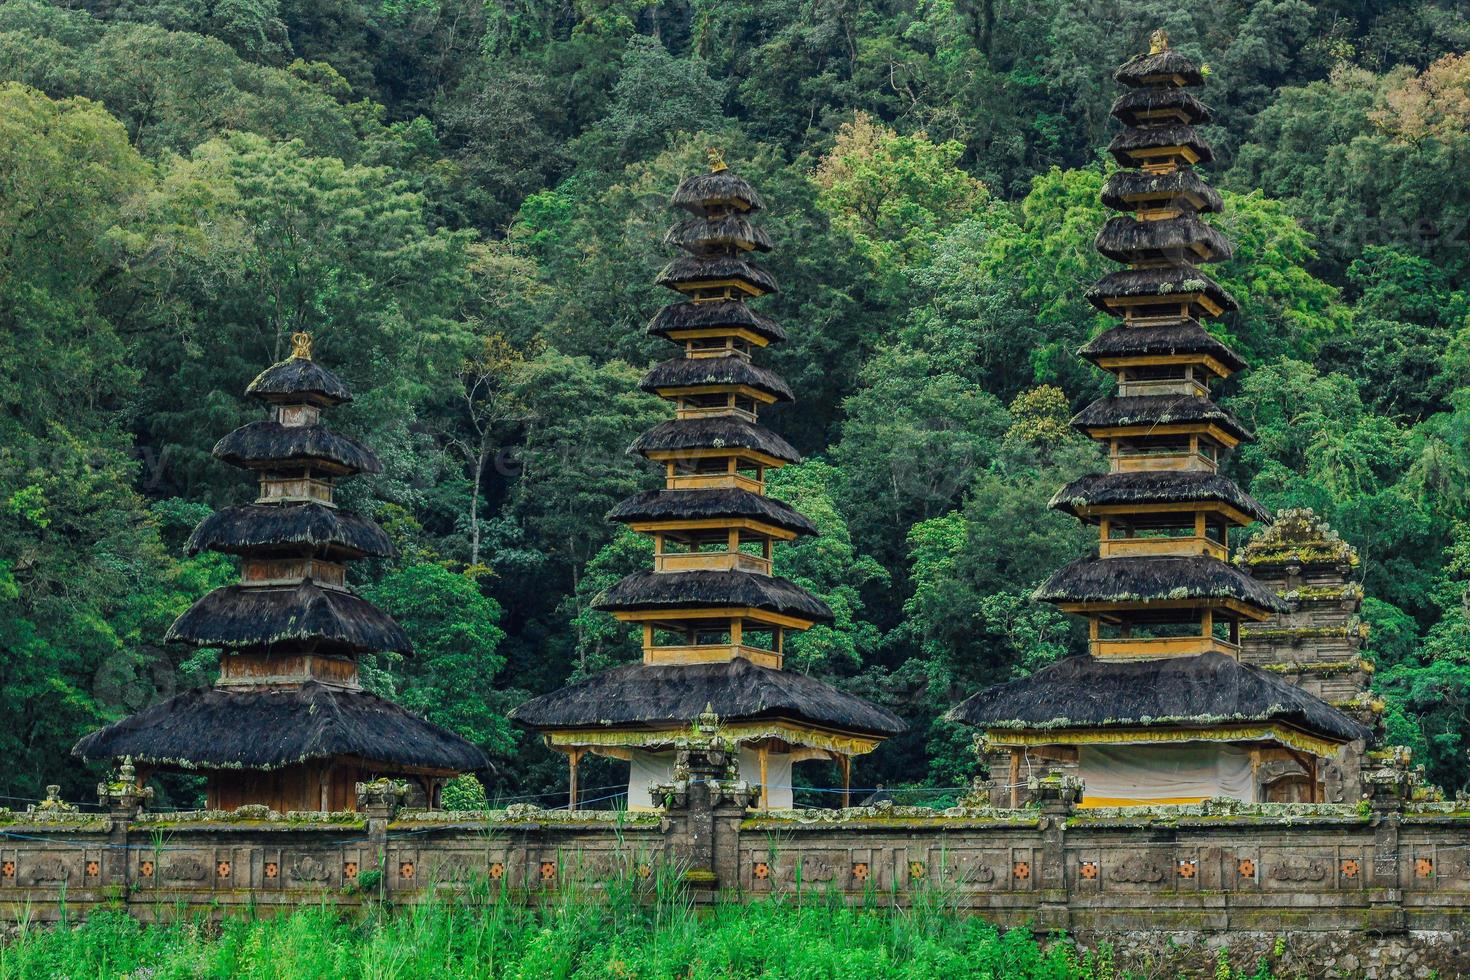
5, 0, 1470, 805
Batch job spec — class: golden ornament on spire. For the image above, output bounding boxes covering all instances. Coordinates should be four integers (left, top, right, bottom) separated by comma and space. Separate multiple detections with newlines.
1149, 28, 1170, 54
289, 331, 313, 360
706, 147, 728, 173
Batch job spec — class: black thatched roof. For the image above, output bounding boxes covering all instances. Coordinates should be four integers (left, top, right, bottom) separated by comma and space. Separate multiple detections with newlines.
1034, 554, 1287, 612
608, 488, 818, 536
245, 357, 353, 406
1087, 267, 1238, 314
1101, 170, 1222, 214
187, 503, 395, 560
641, 355, 793, 402
1051, 471, 1270, 524
671, 171, 764, 214
73, 682, 486, 772
1113, 49, 1205, 87
664, 215, 772, 253
630, 417, 800, 463
166, 583, 412, 654
946, 652, 1368, 744
1095, 214, 1232, 263
1110, 87, 1211, 126
595, 569, 833, 622
1078, 321, 1246, 373
1071, 394, 1252, 443
647, 300, 786, 345
1108, 124, 1213, 166
656, 256, 778, 295
510, 657, 904, 736
214, 421, 382, 475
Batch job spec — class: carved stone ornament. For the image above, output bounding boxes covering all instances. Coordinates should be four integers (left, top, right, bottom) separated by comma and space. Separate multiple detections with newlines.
1108, 853, 1167, 884
161, 856, 208, 881
1269, 855, 1328, 882
290, 855, 331, 882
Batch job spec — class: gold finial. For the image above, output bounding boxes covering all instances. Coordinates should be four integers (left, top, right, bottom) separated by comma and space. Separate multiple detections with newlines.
289, 331, 313, 360
706, 147, 728, 173
1148, 28, 1170, 55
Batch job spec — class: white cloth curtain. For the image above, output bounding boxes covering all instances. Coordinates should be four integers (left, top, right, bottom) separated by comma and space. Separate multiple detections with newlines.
624, 747, 795, 810
1078, 742, 1256, 806
740, 747, 793, 809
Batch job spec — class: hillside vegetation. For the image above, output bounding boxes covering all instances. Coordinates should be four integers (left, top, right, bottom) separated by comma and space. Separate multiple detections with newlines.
3, 0, 1470, 801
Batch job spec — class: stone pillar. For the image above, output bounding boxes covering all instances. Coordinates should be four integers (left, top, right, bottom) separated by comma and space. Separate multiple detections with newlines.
1031, 768, 1082, 931
96, 758, 152, 890
649, 708, 757, 899
1363, 758, 1412, 934
356, 778, 406, 894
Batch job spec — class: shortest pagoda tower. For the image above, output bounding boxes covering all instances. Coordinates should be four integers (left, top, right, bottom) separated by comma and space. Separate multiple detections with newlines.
74, 334, 487, 811
1238, 510, 1379, 802
512, 154, 905, 810
946, 33, 1368, 808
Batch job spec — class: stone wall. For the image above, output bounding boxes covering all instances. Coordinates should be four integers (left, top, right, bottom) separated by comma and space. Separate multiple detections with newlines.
2, 769, 1467, 976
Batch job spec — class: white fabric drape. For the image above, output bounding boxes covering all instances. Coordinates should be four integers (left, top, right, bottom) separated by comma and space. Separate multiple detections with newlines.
624, 747, 795, 810
1078, 742, 1256, 806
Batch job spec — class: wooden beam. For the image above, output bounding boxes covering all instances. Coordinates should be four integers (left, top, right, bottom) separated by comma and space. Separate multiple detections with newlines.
1009, 749, 1021, 809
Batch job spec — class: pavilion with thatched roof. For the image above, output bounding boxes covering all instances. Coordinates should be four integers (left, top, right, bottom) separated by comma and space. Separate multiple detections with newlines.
74, 335, 486, 811
948, 32, 1367, 807
512, 153, 904, 810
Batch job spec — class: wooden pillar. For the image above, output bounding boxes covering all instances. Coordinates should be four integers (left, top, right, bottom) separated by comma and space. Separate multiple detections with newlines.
759, 746, 769, 810
1308, 755, 1321, 803
840, 755, 851, 808
567, 748, 583, 811
1009, 748, 1022, 809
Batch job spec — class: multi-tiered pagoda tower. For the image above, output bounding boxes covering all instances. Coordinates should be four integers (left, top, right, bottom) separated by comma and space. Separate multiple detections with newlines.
1239, 510, 1380, 802
513, 153, 904, 810
949, 33, 1366, 807
75, 335, 486, 812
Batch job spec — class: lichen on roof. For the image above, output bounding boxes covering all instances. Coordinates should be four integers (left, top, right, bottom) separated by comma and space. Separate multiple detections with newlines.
1238, 508, 1359, 568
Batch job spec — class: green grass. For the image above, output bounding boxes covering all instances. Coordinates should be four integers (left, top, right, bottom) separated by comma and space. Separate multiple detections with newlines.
0, 884, 1286, 979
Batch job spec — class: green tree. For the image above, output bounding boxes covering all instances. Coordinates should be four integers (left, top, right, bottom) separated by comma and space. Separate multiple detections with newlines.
365, 563, 513, 761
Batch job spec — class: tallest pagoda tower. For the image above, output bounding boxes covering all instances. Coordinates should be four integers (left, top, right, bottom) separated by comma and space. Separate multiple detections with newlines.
514, 153, 904, 810
949, 33, 1366, 807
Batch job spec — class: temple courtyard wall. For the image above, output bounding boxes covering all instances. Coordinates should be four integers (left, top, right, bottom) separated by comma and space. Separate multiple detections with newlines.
3, 779, 1468, 976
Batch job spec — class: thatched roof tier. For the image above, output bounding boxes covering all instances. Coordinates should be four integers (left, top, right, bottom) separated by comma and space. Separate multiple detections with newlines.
647, 300, 786, 344
1035, 554, 1287, 613
595, 569, 833, 622
1110, 87, 1211, 126
510, 657, 903, 736
664, 215, 772, 254
165, 583, 412, 654
1095, 214, 1232, 263
1071, 394, 1253, 443
214, 421, 382, 475
1051, 471, 1270, 524
641, 355, 793, 402
1108, 123, 1213, 166
1101, 170, 1222, 213
1113, 48, 1205, 87
945, 652, 1368, 744
186, 503, 395, 560
1078, 322, 1245, 373
1087, 267, 1238, 314
656, 256, 778, 295
671, 170, 764, 214
608, 488, 818, 536
246, 357, 352, 406
630, 417, 800, 464
72, 682, 486, 772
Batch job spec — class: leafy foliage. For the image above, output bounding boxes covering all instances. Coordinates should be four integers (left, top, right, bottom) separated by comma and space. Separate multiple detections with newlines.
6, 0, 1470, 802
